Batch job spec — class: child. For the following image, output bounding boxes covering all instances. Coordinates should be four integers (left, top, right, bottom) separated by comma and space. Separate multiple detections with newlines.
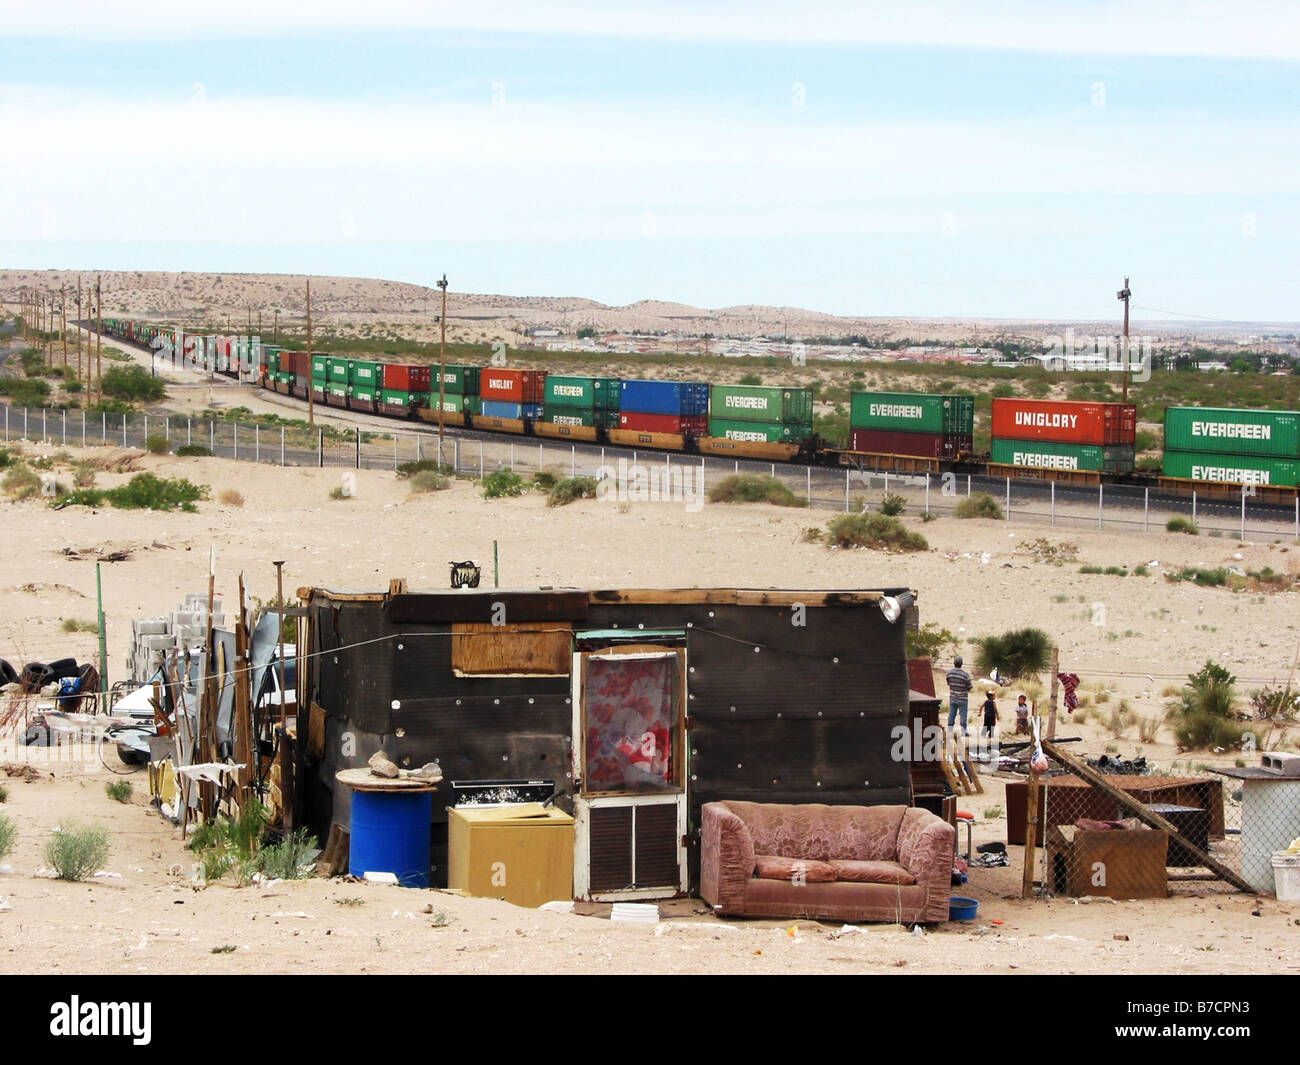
1015, 694, 1031, 735
980, 689, 998, 741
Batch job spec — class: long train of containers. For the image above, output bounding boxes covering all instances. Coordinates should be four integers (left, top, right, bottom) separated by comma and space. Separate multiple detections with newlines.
619, 379, 709, 436
848, 392, 974, 458
544, 375, 621, 428
1163, 407, 1300, 488
991, 398, 1136, 474
707, 385, 814, 443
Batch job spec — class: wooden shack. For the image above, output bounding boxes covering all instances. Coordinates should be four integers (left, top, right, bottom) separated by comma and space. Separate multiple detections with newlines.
294, 584, 917, 899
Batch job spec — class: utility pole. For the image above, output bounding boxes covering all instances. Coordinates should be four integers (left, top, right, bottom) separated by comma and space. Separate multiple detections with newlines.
60, 284, 67, 368
76, 279, 83, 383
1117, 276, 1132, 403
273, 309, 279, 344
436, 274, 448, 441
96, 275, 103, 405
305, 278, 314, 428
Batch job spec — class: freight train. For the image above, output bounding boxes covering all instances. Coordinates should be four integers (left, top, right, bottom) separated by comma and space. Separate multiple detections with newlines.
92, 318, 1300, 505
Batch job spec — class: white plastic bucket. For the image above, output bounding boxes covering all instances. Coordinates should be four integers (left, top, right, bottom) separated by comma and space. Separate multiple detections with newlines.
1271, 852, 1300, 901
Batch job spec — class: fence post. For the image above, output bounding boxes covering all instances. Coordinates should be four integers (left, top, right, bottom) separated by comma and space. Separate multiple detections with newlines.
81, 410, 85, 447
355, 428, 360, 470
415, 434, 421, 464
318, 429, 324, 468
1144, 488, 1149, 532
144, 413, 148, 440
571, 445, 576, 478
1050, 481, 1055, 525
22, 408, 27, 442
734, 460, 739, 474
479, 440, 484, 478
210, 420, 214, 452
510, 442, 515, 471
700, 457, 705, 497
1005, 476, 1010, 520
1295, 496, 1298, 541
845, 469, 850, 511
164, 415, 169, 442
967, 473, 971, 496
62, 409, 66, 447
102, 411, 106, 444
187, 418, 192, 446
3, 405, 7, 442
281, 426, 285, 466
256, 424, 260, 463
538, 443, 543, 472
122, 413, 126, 446
1241, 485, 1246, 540
1098, 482, 1104, 530
233, 421, 238, 461
1192, 490, 1197, 526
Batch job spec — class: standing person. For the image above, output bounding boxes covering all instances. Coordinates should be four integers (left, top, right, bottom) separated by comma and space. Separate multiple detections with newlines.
1015, 694, 1031, 735
946, 656, 972, 732
980, 689, 998, 741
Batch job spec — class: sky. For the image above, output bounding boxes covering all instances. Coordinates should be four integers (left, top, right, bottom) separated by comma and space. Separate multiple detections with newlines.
1, 1, 1298, 322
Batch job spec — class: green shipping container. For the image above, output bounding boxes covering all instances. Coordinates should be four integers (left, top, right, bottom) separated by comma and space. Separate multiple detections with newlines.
265, 349, 281, 374
328, 359, 349, 384
706, 418, 812, 443
710, 385, 813, 425
311, 354, 329, 379
544, 376, 621, 409
991, 438, 1135, 473
348, 360, 383, 387
380, 390, 429, 406
428, 394, 481, 414
1164, 407, 1300, 459
274, 371, 296, 386
432, 366, 481, 395
1162, 450, 1300, 488
327, 384, 348, 400
850, 392, 974, 435
349, 386, 376, 402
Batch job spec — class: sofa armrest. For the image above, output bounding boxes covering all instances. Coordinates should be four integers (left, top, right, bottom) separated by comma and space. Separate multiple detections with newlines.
897, 807, 956, 923
700, 802, 756, 914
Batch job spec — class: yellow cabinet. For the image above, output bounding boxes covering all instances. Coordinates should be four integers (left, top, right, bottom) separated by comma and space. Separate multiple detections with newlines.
447, 805, 575, 908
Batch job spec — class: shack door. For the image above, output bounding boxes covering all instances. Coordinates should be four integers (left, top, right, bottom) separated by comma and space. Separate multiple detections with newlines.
571, 643, 688, 900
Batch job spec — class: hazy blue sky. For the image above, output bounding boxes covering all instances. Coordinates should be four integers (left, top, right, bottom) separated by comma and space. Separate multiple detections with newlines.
3, 2, 1298, 321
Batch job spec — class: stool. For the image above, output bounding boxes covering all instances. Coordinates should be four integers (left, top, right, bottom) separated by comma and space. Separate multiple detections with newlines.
955, 810, 975, 861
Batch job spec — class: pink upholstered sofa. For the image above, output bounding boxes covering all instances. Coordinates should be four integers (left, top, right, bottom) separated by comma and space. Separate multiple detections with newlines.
701, 801, 956, 924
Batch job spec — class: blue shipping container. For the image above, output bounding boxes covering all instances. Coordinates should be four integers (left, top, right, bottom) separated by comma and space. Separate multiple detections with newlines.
620, 380, 708, 416
480, 400, 523, 419
523, 403, 544, 420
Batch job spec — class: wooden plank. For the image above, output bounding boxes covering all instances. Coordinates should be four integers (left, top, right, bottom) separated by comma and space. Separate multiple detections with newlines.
1022, 766, 1041, 897
588, 588, 890, 606
1047, 646, 1060, 741
451, 622, 573, 676
1041, 739, 1254, 894
308, 701, 327, 760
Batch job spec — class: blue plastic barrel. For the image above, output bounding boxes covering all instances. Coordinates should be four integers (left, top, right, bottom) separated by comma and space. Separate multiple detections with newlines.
348, 789, 434, 887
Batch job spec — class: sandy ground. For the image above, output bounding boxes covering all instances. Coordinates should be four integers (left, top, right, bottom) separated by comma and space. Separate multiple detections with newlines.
1, 445, 1298, 973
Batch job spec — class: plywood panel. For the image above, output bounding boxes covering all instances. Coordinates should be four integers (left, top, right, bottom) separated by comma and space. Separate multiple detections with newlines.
451, 622, 572, 676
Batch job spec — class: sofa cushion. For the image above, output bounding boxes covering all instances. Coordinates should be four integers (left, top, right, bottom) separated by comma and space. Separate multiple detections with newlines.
722, 802, 907, 862
828, 859, 916, 886
753, 855, 838, 883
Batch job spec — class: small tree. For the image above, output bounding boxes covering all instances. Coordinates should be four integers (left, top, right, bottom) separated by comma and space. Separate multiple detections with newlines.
972, 627, 1054, 679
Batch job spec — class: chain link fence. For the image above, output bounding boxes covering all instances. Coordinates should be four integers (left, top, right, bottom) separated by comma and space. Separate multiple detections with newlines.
4, 403, 1300, 541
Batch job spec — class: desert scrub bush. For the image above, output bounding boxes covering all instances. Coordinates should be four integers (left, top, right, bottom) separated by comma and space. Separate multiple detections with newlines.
0, 813, 15, 859
175, 444, 212, 457
45, 821, 110, 881
3, 464, 43, 500
105, 780, 133, 803
1138, 716, 1161, 743
1106, 706, 1136, 738
218, 489, 245, 506
144, 434, 169, 455
481, 468, 528, 499
1251, 686, 1300, 722
256, 828, 318, 880
982, 805, 1004, 820
1164, 566, 1229, 588
328, 484, 352, 500
547, 476, 597, 506
101, 364, 165, 402
1169, 660, 1248, 749
531, 469, 561, 491
56, 473, 208, 512
878, 491, 906, 516
825, 512, 928, 552
801, 526, 824, 543
0, 783, 7, 802
61, 618, 98, 633
396, 459, 453, 478
1166, 515, 1200, 535
955, 492, 1003, 520
71, 462, 96, 488
410, 470, 450, 493
0, 447, 15, 469
707, 474, 805, 507
972, 627, 1053, 679
1072, 705, 1091, 725
906, 622, 958, 660
188, 801, 267, 883
1024, 538, 1079, 565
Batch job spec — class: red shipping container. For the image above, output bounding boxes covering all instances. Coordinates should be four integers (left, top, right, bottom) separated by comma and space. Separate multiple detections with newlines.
850, 428, 971, 459
618, 412, 708, 436
991, 398, 1136, 446
479, 368, 547, 403
382, 364, 431, 391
